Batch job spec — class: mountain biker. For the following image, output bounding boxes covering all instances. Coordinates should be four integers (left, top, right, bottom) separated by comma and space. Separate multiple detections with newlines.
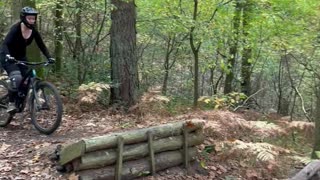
0, 6, 55, 113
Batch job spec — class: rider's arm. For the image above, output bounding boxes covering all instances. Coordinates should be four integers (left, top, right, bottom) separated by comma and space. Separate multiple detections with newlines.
1, 24, 19, 56
33, 30, 51, 59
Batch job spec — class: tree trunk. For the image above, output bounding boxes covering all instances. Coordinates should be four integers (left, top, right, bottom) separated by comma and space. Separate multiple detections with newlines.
241, 0, 253, 96
58, 120, 205, 165
193, 50, 199, 106
224, 0, 242, 94
209, 67, 214, 96
162, 36, 173, 95
190, 0, 201, 107
54, 0, 63, 75
110, 0, 139, 107
73, 131, 204, 171
162, 69, 169, 95
11, 0, 20, 24
277, 54, 290, 116
77, 147, 197, 180
75, 0, 83, 84
312, 80, 320, 159
201, 73, 205, 96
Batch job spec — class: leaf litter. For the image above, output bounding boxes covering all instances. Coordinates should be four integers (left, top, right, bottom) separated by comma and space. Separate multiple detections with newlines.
0, 105, 314, 179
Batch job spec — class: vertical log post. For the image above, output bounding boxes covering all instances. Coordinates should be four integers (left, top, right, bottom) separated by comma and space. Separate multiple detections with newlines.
183, 123, 189, 174
115, 136, 124, 180
147, 131, 156, 175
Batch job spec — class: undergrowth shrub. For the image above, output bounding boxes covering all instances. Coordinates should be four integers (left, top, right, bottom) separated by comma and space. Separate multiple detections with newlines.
129, 88, 171, 116
165, 96, 192, 115
77, 82, 110, 111
198, 92, 247, 110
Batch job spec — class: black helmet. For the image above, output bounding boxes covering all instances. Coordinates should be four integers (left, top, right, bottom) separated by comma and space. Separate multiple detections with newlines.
20, 6, 38, 29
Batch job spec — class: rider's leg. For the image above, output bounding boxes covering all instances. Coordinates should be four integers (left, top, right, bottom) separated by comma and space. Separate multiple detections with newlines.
7, 70, 22, 112
3, 63, 22, 112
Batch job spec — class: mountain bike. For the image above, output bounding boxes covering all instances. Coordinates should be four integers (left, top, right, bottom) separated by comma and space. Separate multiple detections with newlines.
0, 56, 63, 135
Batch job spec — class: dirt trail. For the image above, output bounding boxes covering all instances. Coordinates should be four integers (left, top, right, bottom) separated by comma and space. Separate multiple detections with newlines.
0, 109, 310, 179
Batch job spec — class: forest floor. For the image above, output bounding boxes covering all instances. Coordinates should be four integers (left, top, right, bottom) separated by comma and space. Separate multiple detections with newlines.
0, 96, 315, 180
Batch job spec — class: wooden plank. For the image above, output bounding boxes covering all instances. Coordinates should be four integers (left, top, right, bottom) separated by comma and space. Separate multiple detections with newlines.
147, 131, 155, 175
183, 123, 189, 172
116, 137, 124, 180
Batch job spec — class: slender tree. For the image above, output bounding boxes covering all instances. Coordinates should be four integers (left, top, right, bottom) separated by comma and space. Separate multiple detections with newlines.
162, 35, 175, 95
189, 0, 202, 107
240, 0, 253, 96
74, 0, 83, 84
312, 78, 320, 158
224, 0, 242, 94
54, 0, 63, 75
162, 34, 185, 95
110, 0, 139, 107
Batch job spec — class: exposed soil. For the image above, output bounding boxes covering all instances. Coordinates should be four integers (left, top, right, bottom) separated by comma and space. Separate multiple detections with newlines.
0, 106, 312, 180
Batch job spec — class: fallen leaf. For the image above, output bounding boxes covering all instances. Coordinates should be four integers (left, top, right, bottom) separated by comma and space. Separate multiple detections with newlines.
185, 121, 195, 129
68, 173, 79, 180
246, 169, 259, 179
20, 169, 29, 174
0, 166, 12, 172
209, 171, 216, 178
0, 143, 11, 153
85, 123, 96, 127
32, 154, 41, 163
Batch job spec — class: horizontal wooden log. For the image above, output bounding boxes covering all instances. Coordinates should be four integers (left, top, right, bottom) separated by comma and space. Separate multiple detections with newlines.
59, 119, 204, 165
290, 160, 320, 180
73, 130, 204, 171
83, 120, 204, 152
77, 147, 197, 180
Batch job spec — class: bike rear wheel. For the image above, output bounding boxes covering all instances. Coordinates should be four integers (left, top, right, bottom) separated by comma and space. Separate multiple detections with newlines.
0, 80, 13, 127
30, 81, 63, 135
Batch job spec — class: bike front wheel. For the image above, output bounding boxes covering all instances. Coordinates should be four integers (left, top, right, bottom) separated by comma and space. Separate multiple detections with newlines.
30, 81, 63, 135
0, 80, 13, 127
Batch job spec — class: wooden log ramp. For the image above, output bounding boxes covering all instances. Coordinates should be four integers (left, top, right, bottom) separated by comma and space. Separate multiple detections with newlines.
56, 119, 205, 180
290, 160, 320, 180
78, 148, 198, 180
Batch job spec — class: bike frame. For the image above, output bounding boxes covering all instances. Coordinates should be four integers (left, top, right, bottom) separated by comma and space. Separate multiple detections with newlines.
9, 60, 52, 113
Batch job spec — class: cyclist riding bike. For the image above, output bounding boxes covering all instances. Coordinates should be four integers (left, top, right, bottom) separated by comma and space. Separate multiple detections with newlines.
0, 6, 55, 113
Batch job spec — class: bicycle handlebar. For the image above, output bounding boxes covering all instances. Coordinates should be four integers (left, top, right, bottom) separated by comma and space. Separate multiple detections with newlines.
5, 55, 54, 67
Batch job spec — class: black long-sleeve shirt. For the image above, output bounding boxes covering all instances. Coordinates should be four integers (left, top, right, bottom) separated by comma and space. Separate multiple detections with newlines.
0, 22, 51, 60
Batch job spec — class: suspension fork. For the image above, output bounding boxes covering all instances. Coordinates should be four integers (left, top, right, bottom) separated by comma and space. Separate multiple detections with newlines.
30, 77, 42, 111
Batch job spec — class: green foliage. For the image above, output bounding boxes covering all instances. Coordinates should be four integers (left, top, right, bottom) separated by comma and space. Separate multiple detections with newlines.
37, 0, 111, 85
198, 92, 247, 110
315, 151, 320, 159
2, 0, 318, 119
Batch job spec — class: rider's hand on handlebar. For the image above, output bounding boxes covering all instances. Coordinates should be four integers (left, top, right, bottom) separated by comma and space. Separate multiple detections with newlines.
48, 58, 55, 64
5, 54, 14, 62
